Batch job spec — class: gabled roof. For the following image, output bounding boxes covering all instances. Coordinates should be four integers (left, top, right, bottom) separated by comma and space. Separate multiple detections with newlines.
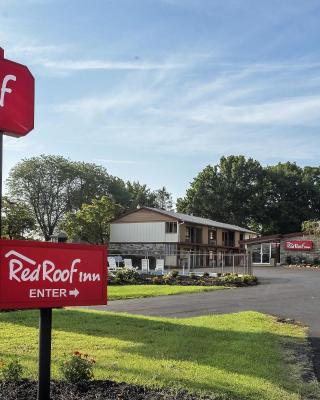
129, 207, 256, 234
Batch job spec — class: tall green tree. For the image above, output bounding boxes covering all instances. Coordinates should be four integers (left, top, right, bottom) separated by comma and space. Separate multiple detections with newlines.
61, 196, 122, 244
262, 162, 319, 234
177, 156, 265, 229
7, 155, 75, 240
154, 186, 173, 210
126, 181, 156, 210
1, 197, 36, 239
7, 155, 130, 240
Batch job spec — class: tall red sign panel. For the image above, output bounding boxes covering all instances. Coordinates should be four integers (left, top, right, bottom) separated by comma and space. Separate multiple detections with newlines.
0, 240, 107, 310
0, 47, 35, 137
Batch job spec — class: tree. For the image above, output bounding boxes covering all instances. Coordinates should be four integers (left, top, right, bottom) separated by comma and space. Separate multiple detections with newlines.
7, 155, 75, 240
67, 161, 110, 210
126, 181, 156, 210
176, 155, 265, 229
2, 197, 36, 239
61, 196, 122, 244
154, 186, 173, 210
6, 155, 133, 241
302, 220, 320, 237
262, 162, 318, 234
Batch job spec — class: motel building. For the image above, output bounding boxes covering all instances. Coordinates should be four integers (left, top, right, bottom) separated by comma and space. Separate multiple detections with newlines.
109, 207, 256, 269
241, 232, 320, 267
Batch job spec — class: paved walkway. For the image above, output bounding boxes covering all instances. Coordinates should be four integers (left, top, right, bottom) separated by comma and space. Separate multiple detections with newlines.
89, 267, 320, 377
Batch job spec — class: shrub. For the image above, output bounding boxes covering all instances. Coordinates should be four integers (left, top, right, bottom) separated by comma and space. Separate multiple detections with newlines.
0, 359, 24, 381
189, 272, 198, 280
169, 270, 179, 278
60, 351, 95, 387
202, 272, 209, 278
114, 267, 140, 283
242, 274, 258, 284
163, 273, 174, 284
221, 274, 241, 284
152, 276, 164, 285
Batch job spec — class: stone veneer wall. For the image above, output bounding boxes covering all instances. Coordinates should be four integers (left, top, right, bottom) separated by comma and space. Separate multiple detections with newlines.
280, 235, 320, 264
109, 242, 169, 257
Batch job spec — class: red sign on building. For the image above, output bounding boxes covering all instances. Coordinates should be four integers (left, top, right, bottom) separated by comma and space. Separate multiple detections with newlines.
285, 240, 313, 251
0, 47, 35, 137
0, 240, 107, 310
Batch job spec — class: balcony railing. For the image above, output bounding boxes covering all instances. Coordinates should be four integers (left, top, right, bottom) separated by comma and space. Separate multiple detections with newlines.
184, 237, 202, 244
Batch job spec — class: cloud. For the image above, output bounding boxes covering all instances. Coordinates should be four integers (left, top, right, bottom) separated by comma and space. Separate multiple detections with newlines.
94, 159, 137, 165
53, 89, 156, 118
9, 44, 68, 57
187, 95, 320, 126
38, 58, 183, 71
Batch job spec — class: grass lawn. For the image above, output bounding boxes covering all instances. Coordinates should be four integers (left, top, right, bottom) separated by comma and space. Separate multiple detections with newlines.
0, 309, 318, 400
108, 284, 226, 300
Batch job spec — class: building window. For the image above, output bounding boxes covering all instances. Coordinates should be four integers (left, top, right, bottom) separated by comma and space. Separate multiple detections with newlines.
185, 226, 202, 243
222, 231, 235, 247
165, 222, 177, 233
239, 233, 244, 248
251, 243, 279, 264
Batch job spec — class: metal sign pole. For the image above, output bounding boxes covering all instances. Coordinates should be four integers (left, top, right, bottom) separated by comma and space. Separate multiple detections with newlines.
37, 308, 52, 400
0, 132, 3, 237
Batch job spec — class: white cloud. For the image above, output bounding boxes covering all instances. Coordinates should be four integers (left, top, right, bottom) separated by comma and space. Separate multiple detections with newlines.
94, 159, 137, 165
38, 58, 183, 71
187, 95, 320, 126
53, 89, 156, 118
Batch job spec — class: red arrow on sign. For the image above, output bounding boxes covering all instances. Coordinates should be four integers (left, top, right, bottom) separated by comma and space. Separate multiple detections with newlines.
0, 47, 35, 137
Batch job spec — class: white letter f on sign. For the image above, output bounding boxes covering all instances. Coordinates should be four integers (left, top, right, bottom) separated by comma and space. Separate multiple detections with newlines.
0, 74, 16, 107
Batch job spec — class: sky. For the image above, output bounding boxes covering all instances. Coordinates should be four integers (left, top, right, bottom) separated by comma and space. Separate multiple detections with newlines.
1, 0, 320, 201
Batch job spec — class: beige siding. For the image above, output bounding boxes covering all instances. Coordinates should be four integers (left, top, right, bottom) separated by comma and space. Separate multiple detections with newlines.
235, 231, 240, 248
202, 226, 208, 245
216, 229, 223, 246
110, 222, 179, 243
114, 209, 177, 223
179, 224, 186, 241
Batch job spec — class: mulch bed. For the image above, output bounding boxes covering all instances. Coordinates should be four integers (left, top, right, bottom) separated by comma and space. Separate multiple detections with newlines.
109, 275, 258, 288
0, 380, 226, 400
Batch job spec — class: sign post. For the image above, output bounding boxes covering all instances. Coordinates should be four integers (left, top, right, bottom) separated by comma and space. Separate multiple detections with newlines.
38, 308, 52, 400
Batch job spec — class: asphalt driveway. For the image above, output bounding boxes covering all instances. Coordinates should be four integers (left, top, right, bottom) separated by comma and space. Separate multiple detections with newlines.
89, 266, 320, 377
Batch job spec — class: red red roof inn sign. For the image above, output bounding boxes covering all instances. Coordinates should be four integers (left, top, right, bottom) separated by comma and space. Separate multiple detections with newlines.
0, 47, 34, 136
0, 240, 107, 309
285, 240, 313, 251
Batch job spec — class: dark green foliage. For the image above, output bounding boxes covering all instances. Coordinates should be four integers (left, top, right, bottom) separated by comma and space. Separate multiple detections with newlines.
61, 196, 122, 244
114, 267, 140, 283
0, 359, 24, 381
177, 155, 320, 235
60, 351, 95, 387
152, 276, 164, 284
170, 270, 179, 278
1, 197, 35, 239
